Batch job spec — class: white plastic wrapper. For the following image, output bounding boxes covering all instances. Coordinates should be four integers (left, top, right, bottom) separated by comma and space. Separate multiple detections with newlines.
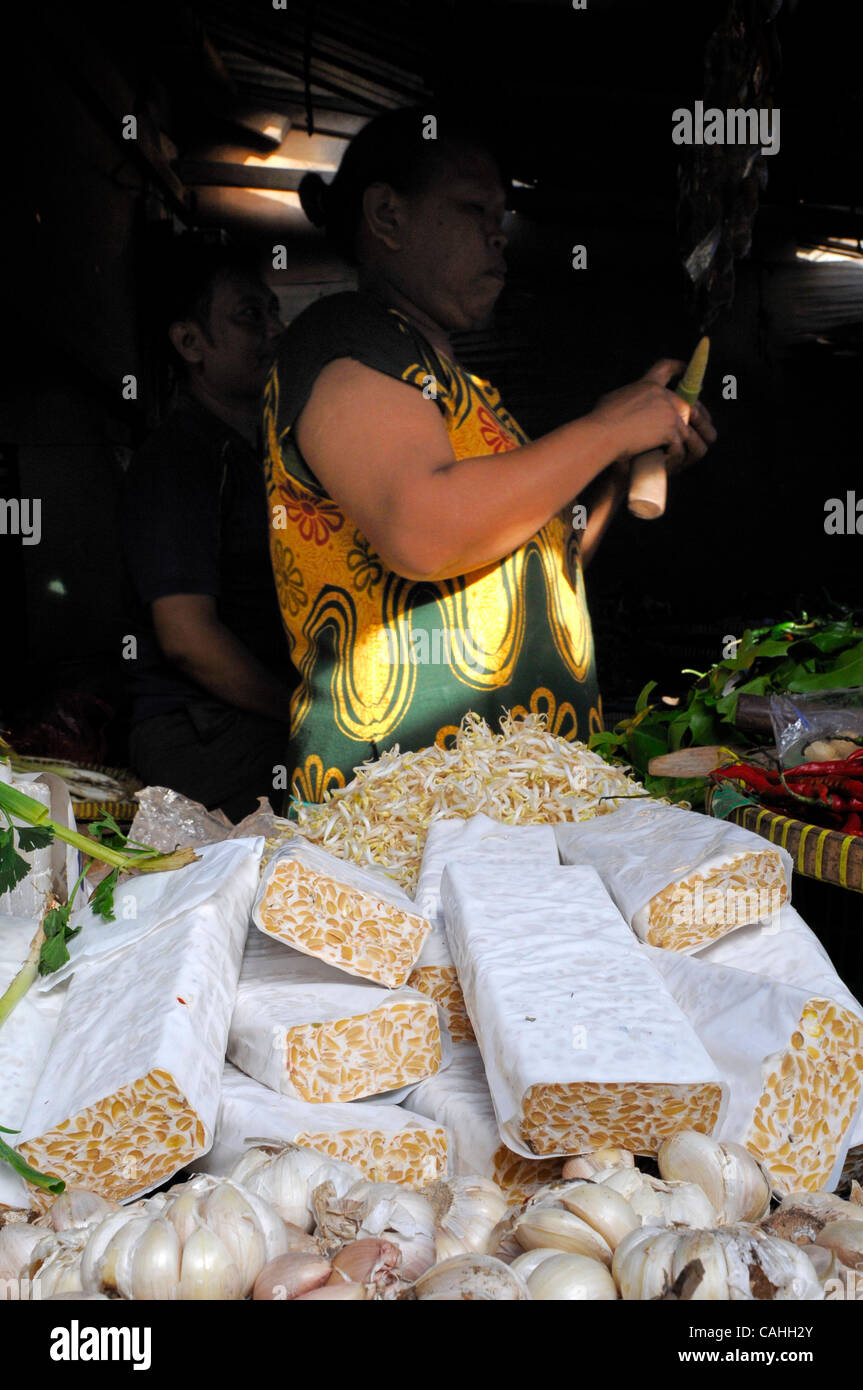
228, 929, 449, 1104
646, 945, 863, 1195
407, 1042, 564, 1200
413, 815, 560, 954
0, 765, 79, 917
16, 841, 261, 1204
0, 917, 68, 1210
699, 903, 863, 1152
252, 837, 431, 987
440, 861, 726, 1159
195, 1063, 451, 1186
37, 839, 263, 989
554, 802, 792, 952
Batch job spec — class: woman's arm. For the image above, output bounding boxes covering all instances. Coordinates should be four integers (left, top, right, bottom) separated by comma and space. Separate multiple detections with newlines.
295, 357, 697, 582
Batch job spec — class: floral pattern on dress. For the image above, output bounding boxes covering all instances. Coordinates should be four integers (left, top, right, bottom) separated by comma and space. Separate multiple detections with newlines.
277, 476, 344, 546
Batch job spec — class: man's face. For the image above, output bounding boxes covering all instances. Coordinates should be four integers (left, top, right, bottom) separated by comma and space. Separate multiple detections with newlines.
390, 148, 508, 332
190, 271, 283, 399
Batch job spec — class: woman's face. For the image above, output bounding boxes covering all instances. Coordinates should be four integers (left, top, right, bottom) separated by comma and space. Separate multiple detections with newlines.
380, 146, 509, 332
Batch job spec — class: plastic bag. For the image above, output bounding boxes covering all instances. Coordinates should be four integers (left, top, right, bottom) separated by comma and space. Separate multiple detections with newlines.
770, 688, 863, 768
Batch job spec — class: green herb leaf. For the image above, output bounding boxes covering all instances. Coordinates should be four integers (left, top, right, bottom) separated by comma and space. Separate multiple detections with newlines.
0, 828, 30, 896
0, 1131, 65, 1193
88, 866, 120, 922
38, 933, 70, 975
43, 904, 71, 939
635, 681, 658, 714
16, 825, 54, 852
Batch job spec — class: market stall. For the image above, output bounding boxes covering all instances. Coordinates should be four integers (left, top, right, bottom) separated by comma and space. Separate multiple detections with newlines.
1, 708, 862, 1303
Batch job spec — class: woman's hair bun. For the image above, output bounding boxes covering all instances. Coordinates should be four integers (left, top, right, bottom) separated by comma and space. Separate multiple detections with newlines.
299, 172, 330, 228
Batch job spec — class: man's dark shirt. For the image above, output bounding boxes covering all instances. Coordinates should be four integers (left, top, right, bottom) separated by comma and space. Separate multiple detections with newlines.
123, 394, 291, 723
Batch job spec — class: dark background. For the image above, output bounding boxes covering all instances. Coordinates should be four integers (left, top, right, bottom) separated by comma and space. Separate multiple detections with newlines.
1, 0, 860, 763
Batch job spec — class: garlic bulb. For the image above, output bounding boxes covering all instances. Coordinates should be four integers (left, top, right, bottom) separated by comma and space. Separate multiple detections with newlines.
612, 1223, 822, 1301
71, 1175, 291, 1300
425, 1177, 508, 1257
315, 1180, 437, 1280
658, 1132, 771, 1224
597, 1166, 716, 1228
228, 1142, 359, 1232
562, 1148, 635, 1181
527, 1252, 618, 1301
405, 1254, 531, 1300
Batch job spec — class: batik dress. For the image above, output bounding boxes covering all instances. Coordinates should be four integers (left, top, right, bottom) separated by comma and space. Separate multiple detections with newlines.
263, 291, 602, 802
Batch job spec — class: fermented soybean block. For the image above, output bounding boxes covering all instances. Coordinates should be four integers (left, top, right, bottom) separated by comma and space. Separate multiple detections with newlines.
440, 862, 726, 1158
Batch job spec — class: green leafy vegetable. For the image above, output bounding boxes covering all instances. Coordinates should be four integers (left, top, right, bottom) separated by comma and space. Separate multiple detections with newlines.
0, 827, 30, 896
0, 1125, 65, 1194
590, 609, 863, 806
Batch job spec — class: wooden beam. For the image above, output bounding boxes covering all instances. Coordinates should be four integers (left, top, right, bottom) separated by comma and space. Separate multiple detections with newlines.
177, 160, 305, 191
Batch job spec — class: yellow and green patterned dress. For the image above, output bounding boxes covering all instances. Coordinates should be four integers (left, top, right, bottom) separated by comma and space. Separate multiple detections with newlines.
263, 291, 602, 802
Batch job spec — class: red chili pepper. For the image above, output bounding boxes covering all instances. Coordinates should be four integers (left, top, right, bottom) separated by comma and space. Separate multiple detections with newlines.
841, 812, 863, 834
713, 764, 779, 794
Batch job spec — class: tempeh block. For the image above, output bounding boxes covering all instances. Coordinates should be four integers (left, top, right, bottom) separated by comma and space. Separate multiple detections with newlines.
253, 839, 431, 987
197, 1064, 451, 1186
229, 933, 444, 1103
555, 804, 790, 952
17, 843, 260, 1204
440, 862, 725, 1158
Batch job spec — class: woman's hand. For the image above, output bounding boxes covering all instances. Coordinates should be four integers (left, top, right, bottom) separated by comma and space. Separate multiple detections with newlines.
591, 359, 692, 463
667, 397, 717, 475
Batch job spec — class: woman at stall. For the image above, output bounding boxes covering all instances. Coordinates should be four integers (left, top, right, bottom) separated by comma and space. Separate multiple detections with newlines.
264, 106, 715, 803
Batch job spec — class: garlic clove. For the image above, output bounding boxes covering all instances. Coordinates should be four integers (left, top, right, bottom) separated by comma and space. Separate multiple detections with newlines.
201, 1183, 266, 1297
612, 1227, 676, 1301
281, 1222, 322, 1256
179, 1225, 244, 1301
330, 1237, 402, 1295
407, 1253, 531, 1300
658, 1132, 770, 1225
0, 1222, 46, 1282
562, 1148, 635, 1181
99, 1217, 154, 1300
434, 1229, 470, 1262
295, 1283, 369, 1300
527, 1252, 618, 1301
815, 1219, 863, 1270
513, 1206, 613, 1267
560, 1183, 640, 1251
130, 1217, 181, 1301
46, 1188, 118, 1232
164, 1186, 206, 1246
655, 1179, 717, 1229
253, 1252, 332, 1301
510, 1248, 563, 1279
80, 1212, 133, 1294
669, 1230, 729, 1301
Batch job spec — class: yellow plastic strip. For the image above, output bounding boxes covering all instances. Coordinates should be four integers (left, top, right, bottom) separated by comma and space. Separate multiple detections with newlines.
838, 835, 853, 890
796, 822, 814, 874
814, 828, 831, 880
